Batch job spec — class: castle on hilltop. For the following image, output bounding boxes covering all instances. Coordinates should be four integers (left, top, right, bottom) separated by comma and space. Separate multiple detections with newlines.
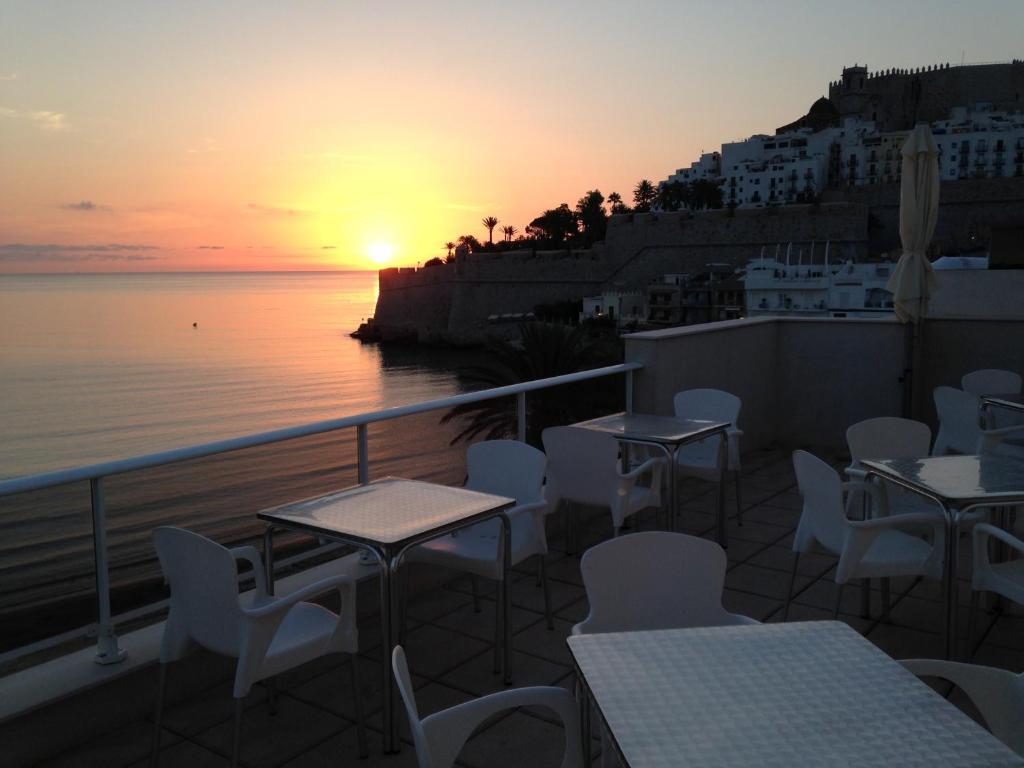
825, 61, 1024, 132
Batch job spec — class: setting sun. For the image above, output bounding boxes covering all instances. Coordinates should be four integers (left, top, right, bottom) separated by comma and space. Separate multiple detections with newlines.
367, 242, 394, 265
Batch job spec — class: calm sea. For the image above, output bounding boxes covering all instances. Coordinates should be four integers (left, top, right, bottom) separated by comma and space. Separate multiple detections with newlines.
0, 272, 477, 640
0, 271, 470, 480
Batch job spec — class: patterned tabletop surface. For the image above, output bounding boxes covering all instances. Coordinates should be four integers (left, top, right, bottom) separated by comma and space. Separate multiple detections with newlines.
568, 622, 1021, 768
258, 477, 514, 546
862, 455, 1024, 505
572, 412, 729, 445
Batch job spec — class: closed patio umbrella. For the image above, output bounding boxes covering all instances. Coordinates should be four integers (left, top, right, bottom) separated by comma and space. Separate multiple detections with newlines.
886, 123, 939, 322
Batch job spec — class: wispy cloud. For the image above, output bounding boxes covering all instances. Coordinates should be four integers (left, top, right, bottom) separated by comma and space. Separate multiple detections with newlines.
247, 203, 306, 217
0, 73, 18, 82
186, 136, 218, 154
0, 106, 70, 132
444, 202, 494, 212
0, 243, 160, 263
198, 245, 224, 250
60, 200, 110, 212
321, 245, 336, 250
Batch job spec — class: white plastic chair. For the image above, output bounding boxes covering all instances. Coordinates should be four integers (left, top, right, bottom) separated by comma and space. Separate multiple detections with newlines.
966, 523, 1024, 653
404, 440, 554, 663
784, 451, 945, 621
673, 389, 745, 525
962, 369, 1024, 429
932, 386, 1024, 458
150, 527, 365, 767
902, 659, 1024, 757
393, 646, 582, 768
542, 426, 663, 541
961, 369, 1023, 397
845, 417, 940, 516
573, 531, 758, 635
574, 531, 756, 768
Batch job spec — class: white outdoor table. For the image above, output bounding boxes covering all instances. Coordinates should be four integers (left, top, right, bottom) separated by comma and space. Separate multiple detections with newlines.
861, 454, 1024, 659
568, 621, 1021, 768
572, 413, 732, 545
258, 477, 514, 754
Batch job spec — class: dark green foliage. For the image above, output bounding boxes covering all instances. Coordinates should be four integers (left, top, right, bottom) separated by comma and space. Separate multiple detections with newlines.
632, 179, 657, 212
526, 203, 577, 246
441, 322, 624, 446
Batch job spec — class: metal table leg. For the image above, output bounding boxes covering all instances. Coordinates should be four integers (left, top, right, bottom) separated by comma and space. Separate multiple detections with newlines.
942, 508, 958, 660
500, 512, 513, 684
376, 547, 400, 753
716, 433, 729, 548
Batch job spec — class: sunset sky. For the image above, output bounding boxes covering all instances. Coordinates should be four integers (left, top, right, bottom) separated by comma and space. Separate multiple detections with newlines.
2, 1, 1022, 272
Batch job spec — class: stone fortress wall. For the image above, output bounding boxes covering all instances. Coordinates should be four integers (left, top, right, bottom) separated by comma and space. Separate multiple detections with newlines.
374, 204, 868, 344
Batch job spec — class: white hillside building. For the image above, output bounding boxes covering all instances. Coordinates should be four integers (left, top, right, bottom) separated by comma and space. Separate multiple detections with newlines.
744, 251, 896, 317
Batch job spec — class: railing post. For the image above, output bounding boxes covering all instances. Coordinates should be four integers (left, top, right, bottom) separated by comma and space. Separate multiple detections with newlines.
357, 424, 369, 484
625, 369, 635, 415
516, 392, 527, 442
90, 478, 126, 665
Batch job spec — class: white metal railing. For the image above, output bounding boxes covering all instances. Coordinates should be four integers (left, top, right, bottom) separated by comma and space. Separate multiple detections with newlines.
0, 362, 640, 667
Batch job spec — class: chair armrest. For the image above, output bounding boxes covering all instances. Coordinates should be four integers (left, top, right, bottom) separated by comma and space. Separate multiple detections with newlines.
231, 545, 268, 598
620, 456, 664, 482
844, 466, 868, 480
974, 522, 1024, 554
842, 480, 883, 510
243, 574, 353, 620
901, 659, 1020, 749
849, 511, 945, 535
727, 426, 744, 438
422, 686, 581, 768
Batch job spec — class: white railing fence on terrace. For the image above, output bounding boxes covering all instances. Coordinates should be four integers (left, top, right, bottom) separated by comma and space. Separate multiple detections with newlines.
0, 363, 639, 670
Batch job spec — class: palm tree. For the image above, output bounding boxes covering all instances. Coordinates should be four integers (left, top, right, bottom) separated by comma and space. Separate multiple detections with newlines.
632, 180, 657, 212
444, 241, 456, 258
482, 216, 499, 245
502, 225, 518, 242
440, 322, 623, 446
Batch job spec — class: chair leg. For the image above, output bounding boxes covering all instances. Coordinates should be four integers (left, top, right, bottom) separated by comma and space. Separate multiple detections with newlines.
833, 583, 845, 620
966, 589, 981, 660
493, 577, 502, 674
733, 470, 744, 527
535, 556, 543, 588
149, 663, 168, 768
860, 578, 871, 620
230, 697, 244, 768
540, 554, 554, 630
267, 676, 278, 716
782, 553, 800, 622
350, 655, 368, 759
471, 575, 482, 614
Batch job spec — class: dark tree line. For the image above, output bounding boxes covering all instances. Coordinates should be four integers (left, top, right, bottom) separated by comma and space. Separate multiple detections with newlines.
431, 176, 721, 261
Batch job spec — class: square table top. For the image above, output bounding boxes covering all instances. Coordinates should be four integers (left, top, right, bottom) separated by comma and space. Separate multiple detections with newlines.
572, 412, 729, 446
567, 621, 1020, 768
257, 477, 514, 548
861, 454, 1024, 507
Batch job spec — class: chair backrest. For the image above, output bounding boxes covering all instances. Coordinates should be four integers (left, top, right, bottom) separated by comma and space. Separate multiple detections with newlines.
792, 450, 848, 554
933, 386, 982, 455
393, 646, 435, 767
846, 417, 932, 464
673, 388, 741, 426
466, 440, 546, 505
576, 531, 744, 634
541, 426, 620, 508
154, 527, 245, 657
961, 369, 1023, 397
